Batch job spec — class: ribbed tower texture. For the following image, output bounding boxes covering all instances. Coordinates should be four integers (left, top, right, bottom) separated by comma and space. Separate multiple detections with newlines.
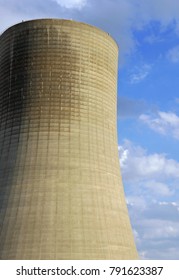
0, 19, 138, 259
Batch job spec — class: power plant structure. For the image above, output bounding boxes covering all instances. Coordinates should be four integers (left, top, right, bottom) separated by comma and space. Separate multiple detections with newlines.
0, 19, 138, 259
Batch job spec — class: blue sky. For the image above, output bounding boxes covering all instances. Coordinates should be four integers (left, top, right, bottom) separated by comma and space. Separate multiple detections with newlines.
1, 0, 179, 259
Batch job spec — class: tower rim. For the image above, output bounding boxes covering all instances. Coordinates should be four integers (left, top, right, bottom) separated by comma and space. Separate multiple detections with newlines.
0, 18, 119, 49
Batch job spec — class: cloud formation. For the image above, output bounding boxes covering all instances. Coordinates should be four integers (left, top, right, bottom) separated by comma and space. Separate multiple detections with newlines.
52, 0, 87, 10
119, 139, 179, 182
167, 45, 179, 63
119, 140, 179, 259
139, 111, 179, 139
128, 200, 179, 259
130, 64, 152, 84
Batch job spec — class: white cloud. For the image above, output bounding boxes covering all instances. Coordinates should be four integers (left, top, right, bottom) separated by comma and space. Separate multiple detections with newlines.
142, 219, 179, 239
167, 45, 179, 63
139, 111, 179, 139
118, 146, 129, 167
129, 200, 179, 259
130, 64, 152, 84
133, 0, 179, 25
53, 0, 87, 10
144, 180, 174, 196
127, 195, 147, 212
120, 140, 179, 258
144, 34, 163, 44
119, 140, 179, 258
119, 140, 179, 182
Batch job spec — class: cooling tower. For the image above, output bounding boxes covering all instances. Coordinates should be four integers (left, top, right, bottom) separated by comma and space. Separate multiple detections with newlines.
0, 19, 138, 259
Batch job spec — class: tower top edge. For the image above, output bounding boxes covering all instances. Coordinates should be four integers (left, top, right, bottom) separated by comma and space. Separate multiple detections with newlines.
0, 18, 118, 49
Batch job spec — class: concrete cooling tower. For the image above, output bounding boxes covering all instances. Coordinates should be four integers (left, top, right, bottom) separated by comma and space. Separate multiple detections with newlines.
0, 19, 138, 259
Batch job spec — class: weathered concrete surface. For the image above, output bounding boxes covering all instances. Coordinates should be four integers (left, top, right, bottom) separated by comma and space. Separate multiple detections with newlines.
0, 19, 138, 259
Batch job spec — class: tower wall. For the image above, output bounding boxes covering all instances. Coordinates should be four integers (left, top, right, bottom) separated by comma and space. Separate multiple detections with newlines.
0, 19, 138, 259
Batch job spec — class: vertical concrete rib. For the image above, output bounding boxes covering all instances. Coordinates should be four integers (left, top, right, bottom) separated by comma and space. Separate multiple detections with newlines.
0, 19, 138, 259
